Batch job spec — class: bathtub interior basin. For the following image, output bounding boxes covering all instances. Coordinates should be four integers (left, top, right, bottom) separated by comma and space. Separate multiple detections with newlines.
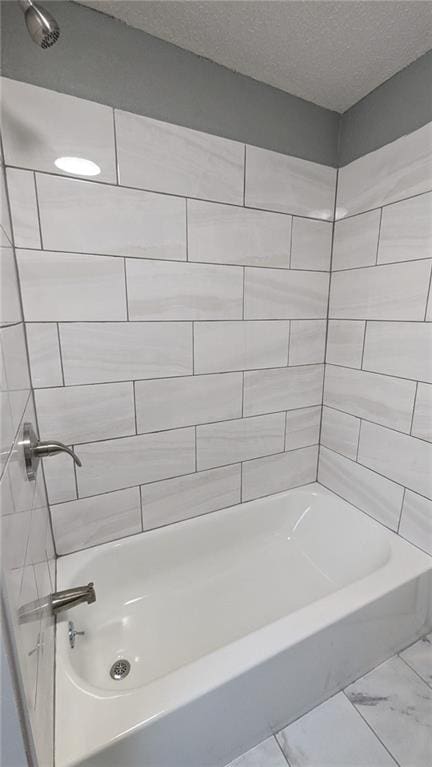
63, 483, 391, 691
56, 482, 432, 767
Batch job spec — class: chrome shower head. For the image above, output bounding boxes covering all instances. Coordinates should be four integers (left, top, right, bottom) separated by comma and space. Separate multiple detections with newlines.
18, 0, 60, 49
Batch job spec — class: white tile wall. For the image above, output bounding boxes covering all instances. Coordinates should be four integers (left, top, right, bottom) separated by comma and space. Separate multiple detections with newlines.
377, 192, 432, 264
59, 322, 192, 384
141, 465, 241, 530
337, 121, 432, 216
135, 373, 242, 433
411, 383, 432, 442
244, 268, 329, 319
289, 320, 327, 365
285, 406, 321, 451
1, 78, 117, 183
320, 406, 360, 460
242, 445, 318, 502
399, 491, 432, 556
363, 321, 432, 382
18, 250, 127, 322
36, 174, 187, 260
25, 323, 63, 388
197, 413, 286, 471
6, 168, 41, 249
194, 321, 290, 374
245, 145, 336, 217
332, 210, 381, 271
187, 199, 292, 268
115, 109, 245, 203
326, 320, 365, 368
1, 240, 21, 326
126, 259, 243, 320
243, 365, 324, 416
330, 260, 431, 320
290, 217, 332, 271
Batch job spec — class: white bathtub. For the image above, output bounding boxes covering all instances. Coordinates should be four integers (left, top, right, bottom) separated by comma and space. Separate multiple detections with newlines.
56, 483, 432, 767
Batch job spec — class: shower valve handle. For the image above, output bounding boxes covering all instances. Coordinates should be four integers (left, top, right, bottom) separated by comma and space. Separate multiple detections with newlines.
22, 422, 82, 481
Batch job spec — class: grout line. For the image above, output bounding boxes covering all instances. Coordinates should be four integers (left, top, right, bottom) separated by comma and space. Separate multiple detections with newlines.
322, 399, 430, 445
194, 426, 198, 471
56, 323, 66, 386
242, 267, 246, 319
424, 262, 432, 321
112, 108, 119, 185
288, 215, 294, 268
239, 462, 243, 502
273, 735, 291, 766
132, 380, 138, 434
360, 321, 367, 369
185, 198, 189, 260
286, 320, 291, 366
33, 172, 44, 250
331, 255, 432, 273
375, 207, 383, 264
191, 322, 195, 374
355, 418, 362, 461
242, 144, 246, 206
398, 651, 432, 690
326, 360, 426, 387
397, 487, 406, 533
409, 381, 419, 435
283, 410, 288, 450
333, 188, 431, 224
138, 484, 144, 531
20, 314, 432, 325
241, 371, 245, 417
72, 453, 79, 499
342, 691, 401, 767
123, 259, 129, 321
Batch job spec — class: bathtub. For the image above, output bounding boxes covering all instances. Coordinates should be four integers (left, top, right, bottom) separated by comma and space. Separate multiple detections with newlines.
55, 483, 432, 767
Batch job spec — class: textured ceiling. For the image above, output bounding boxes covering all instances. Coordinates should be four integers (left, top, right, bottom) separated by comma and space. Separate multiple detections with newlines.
76, 1, 432, 112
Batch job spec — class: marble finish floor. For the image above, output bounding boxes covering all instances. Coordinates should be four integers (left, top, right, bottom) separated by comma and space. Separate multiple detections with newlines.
226, 634, 432, 767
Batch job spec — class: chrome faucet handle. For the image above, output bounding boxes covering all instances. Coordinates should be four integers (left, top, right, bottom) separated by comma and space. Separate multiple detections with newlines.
22, 422, 82, 481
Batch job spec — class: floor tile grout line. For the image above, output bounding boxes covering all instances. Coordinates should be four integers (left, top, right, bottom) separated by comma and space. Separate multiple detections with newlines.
397, 650, 432, 689
273, 733, 291, 766
342, 691, 401, 767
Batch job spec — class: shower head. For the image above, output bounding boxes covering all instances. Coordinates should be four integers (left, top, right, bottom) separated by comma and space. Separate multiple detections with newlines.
18, 0, 60, 49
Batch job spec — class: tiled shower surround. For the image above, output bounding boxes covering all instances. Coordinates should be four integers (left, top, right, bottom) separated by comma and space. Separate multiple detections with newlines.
1, 76, 431, 567
2, 77, 334, 556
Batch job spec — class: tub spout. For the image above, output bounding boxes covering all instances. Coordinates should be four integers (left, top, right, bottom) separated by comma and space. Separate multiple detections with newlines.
51, 582, 96, 615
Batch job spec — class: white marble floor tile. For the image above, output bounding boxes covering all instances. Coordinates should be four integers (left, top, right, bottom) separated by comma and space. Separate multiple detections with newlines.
277, 692, 397, 767
400, 635, 432, 688
346, 655, 432, 767
226, 737, 287, 767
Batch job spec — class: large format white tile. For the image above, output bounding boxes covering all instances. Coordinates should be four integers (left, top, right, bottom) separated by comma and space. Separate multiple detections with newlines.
1, 240, 21, 326
412, 383, 432, 442
289, 320, 327, 365
1, 78, 116, 182
332, 210, 381, 271
244, 268, 329, 319
400, 634, 432, 687
34, 383, 135, 445
285, 406, 321, 451
245, 145, 336, 217
26, 323, 63, 388
1, 324, 30, 470
59, 322, 192, 385
318, 446, 404, 530
197, 413, 285, 470
194, 321, 289, 374
187, 199, 291, 268
399, 490, 432, 556
136, 373, 242, 433
244, 365, 324, 417
18, 250, 127, 321
126, 258, 243, 320
320, 406, 360, 460
378, 192, 432, 264
243, 445, 318, 502
43, 452, 77, 505
115, 110, 244, 204
36, 174, 186, 260
141, 465, 241, 530
51, 487, 142, 555
77, 428, 195, 497
5, 168, 41, 249
326, 320, 365, 368
363, 321, 432, 383
346, 655, 432, 767
290, 217, 332, 271
358, 421, 432, 500
226, 736, 287, 767
276, 692, 396, 767
329, 260, 431, 320
324, 365, 416, 433
337, 121, 432, 216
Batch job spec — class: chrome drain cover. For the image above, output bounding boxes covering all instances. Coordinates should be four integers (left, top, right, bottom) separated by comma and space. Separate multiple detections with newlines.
110, 659, 130, 680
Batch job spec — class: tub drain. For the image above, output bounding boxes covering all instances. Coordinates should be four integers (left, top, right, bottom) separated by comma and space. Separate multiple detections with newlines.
110, 659, 130, 680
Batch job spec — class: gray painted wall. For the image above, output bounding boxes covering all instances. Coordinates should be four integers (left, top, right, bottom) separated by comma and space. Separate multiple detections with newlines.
339, 49, 432, 165
1, 0, 431, 166
0, 0, 338, 166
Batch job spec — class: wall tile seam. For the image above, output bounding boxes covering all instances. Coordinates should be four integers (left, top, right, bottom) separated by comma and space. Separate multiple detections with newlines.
331, 256, 432, 273
424, 266, 432, 321
6, 164, 337, 223
65, 407, 322, 448
327, 361, 431, 387
334, 187, 432, 224
320, 443, 432, 505
396, 487, 407, 535
29, 363, 326, 390
321, 402, 429, 445
55, 442, 321, 508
